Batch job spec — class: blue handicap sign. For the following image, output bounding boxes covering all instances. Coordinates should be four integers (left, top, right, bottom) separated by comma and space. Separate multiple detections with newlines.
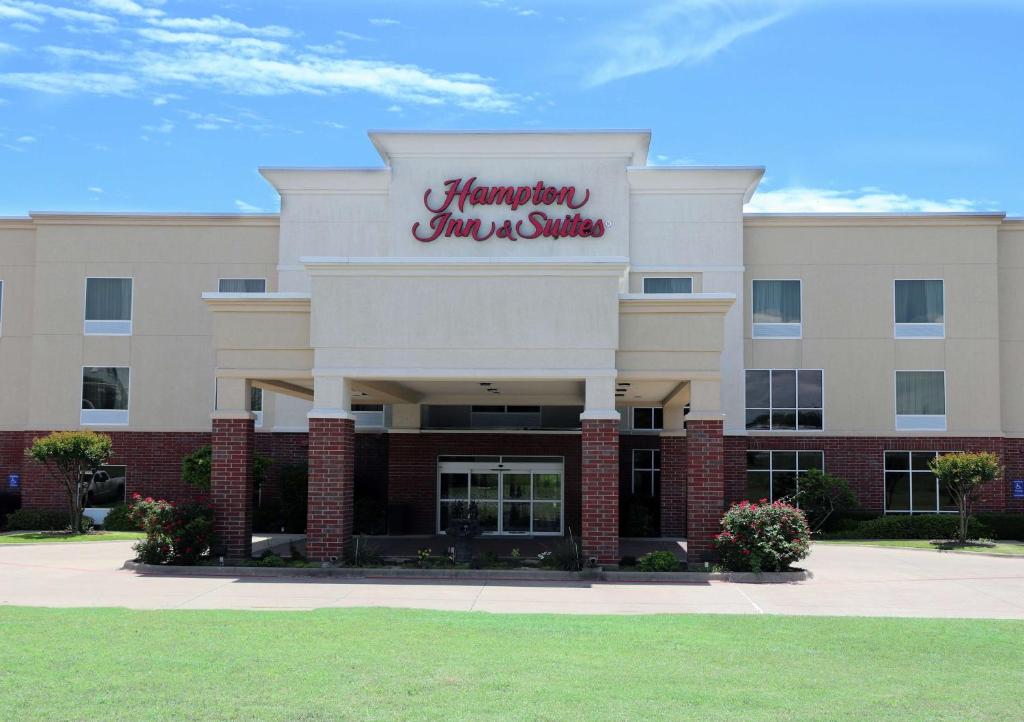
1012, 479, 1024, 500
7, 473, 19, 490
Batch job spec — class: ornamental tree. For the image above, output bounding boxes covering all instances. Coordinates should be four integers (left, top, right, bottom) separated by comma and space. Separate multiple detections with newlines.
794, 468, 858, 533
26, 431, 113, 533
930, 452, 1000, 544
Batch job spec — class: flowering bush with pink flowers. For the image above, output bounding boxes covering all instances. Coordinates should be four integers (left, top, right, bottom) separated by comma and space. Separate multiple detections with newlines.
715, 500, 811, 573
128, 494, 215, 565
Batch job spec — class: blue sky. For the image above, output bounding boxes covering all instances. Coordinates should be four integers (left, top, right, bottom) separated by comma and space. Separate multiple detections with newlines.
0, 0, 1022, 216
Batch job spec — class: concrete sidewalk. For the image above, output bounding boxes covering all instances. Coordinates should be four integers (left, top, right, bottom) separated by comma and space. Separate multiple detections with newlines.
1, 541, 1023, 618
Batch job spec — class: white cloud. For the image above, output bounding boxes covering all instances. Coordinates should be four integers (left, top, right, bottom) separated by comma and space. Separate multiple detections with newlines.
745, 186, 987, 213
142, 119, 173, 132
88, 0, 162, 18
316, 120, 347, 129
386, 104, 402, 112
0, 71, 136, 94
6, 1, 117, 28
517, 9, 537, 16
234, 199, 262, 212
368, 17, 399, 26
88, 186, 104, 193
584, 0, 790, 86
10, 21, 40, 31
16, 134, 34, 142
148, 14, 293, 38
0, 41, 17, 53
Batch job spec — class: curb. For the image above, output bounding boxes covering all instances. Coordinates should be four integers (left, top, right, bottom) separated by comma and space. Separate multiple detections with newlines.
122, 560, 813, 584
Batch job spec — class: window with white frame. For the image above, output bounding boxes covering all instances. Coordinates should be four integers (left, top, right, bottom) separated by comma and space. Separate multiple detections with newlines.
745, 369, 823, 431
895, 371, 946, 430
884, 451, 957, 513
251, 386, 263, 428
219, 278, 267, 293
643, 277, 693, 294
631, 448, 660, 496
895, 279, 943, 338
81, 366, 129, 425
352, 403, 385, 427
84, 278, 132, 335
752, 279, 801, 338
631, 407, 663, 431
746, 450, 823, 502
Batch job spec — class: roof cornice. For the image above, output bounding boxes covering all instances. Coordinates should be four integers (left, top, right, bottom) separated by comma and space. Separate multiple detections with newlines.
628, 167, 764, 202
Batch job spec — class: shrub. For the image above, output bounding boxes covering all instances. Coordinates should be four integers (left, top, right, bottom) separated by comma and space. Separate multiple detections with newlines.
716, 500, 811, 573
100, 504, 141, 531
975, 513, 1024, 541
636, 550, 680, 572
25, 430, 113, 533
823, 514, 990, 540
256, 552, 286, 567
794, 469, 857, 533
128, 495, 215, 565
538, 530, 583, 571
5, 508, 93, 532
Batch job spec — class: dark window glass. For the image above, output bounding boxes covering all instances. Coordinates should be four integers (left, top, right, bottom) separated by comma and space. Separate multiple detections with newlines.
747, 451, 771, 471
771, 409, 797, 430
219, 278, 266, 293
771, 370, 797, 408
644, 277, 693, 294
746, 409, 770, 430
912, 474, 939, 512
82, 367, 129, 410
798, 452, 824, 471
746, 471, 771, 502
798, 409, 823, 431
885, 472, 911, 511
745, 370, 770, 408
798, 370, 823, 408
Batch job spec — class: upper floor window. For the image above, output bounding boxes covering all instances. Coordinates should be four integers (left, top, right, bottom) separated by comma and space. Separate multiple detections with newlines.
895, 371, 946, 430
643, 277, 692, 294
631, 407, 664, 431
84, 278, 132, 335
81, 366, 129, 426
219, 278, 267, 293
752, 279, 801, 338
895, 279, 944, 338
745, 369, 823, 431
884, 451, 956, 513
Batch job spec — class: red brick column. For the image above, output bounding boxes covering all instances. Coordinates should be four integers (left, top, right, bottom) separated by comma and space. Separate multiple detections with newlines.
685, 418, 724, 565
306, 416, 354, 562
581, 419, 619, 565
660, 434, 687, 537
211, 416, 254, 561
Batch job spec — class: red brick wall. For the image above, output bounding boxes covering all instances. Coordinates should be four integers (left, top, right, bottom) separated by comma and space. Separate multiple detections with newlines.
306, 417, 354, 562
211, 418, 254, 560
727, 435, 1018, 513
660, 434, 687, 537
581, 419, 619, 564
686, 419, 725, 564
387, 432, 582, 535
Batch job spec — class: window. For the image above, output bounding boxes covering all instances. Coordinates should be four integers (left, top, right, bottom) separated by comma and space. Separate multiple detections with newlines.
352, 403, 385, 427
895, 279, 943, 338
468, 405, 542, 428
251, 387, 263, 428
81, 465, 127, 508
895, 371, 946, 430
631, 407, 663, 431
643, 277, 692, 294
219, 278, 267, 293
746, 450, 823, 502
752, 279, 801, 338
884, 451, 957, 513
745, 369, 823, 431
81, 367, 129, 425
84, 278, 132, 335
631, 449, 661, 496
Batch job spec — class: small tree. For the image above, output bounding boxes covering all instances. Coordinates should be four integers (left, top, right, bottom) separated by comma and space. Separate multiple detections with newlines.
794, 468, 858, 533
930, 452, 1000, 544
26, 431, 113, 533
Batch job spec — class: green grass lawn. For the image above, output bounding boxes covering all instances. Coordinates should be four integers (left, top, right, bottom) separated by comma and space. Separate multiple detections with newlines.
818, 539, 1024, 556
0, 607, 1021, 721
0, 531, 144, 544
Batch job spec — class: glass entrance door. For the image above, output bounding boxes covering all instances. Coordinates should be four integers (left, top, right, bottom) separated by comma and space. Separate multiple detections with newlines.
437, 456, 563, 535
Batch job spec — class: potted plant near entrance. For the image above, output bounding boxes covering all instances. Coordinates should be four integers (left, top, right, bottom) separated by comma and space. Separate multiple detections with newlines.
446, 500, 481, 563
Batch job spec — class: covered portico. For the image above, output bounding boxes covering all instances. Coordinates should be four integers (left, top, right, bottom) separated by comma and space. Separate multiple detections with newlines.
203, 277, 734, 567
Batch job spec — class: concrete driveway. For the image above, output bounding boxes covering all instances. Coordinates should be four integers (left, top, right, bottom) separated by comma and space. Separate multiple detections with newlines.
1, 540, 1023, 618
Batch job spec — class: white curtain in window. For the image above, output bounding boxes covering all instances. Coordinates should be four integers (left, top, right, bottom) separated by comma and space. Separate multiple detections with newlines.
895, 280, 943, 324
86, 278, 132, 321
896, 371, 945, 415
753, 280, 800, 323
644, 277, 692, 294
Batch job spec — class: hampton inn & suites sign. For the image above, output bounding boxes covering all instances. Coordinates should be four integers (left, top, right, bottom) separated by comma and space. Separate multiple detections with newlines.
412, 177, 606, 242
